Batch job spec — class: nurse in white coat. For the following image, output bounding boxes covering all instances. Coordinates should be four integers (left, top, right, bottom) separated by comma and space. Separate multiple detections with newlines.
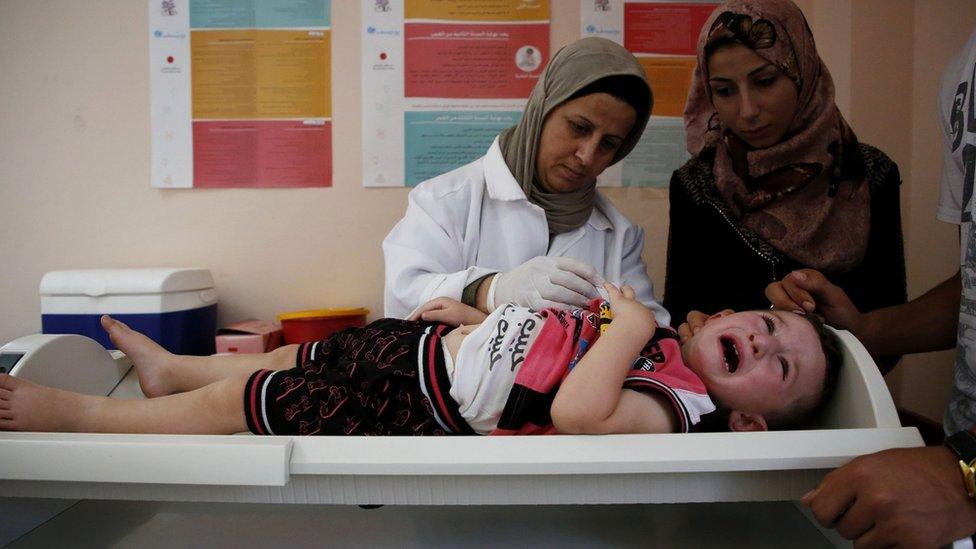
384, 37, 670, 326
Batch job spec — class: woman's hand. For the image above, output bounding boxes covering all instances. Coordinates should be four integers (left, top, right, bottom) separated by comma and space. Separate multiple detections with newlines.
604, 283, 655, 337
677, 309, 733, 345
493, 256, 603, 310
766, 269, 863, 331
409, 297, 488, 326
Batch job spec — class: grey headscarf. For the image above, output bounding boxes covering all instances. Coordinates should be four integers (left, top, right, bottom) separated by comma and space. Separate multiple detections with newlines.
498, 37, 653, 234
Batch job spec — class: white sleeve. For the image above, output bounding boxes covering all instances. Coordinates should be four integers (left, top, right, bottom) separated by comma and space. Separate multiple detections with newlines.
382, 183, 497, 319
618, 224, 671, 327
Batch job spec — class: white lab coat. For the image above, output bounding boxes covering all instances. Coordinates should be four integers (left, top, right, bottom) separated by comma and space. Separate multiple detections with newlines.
383, 137, 671, 326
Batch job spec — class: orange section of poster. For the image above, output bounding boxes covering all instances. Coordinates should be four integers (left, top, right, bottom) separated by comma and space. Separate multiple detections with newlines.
624, 2, 717, 56
639, 56, 696, 117
257, 30, 331, 118
192, 30, 330, 119
405, 0, 548, 22
193, 120, 332, 188
404, 23, 546, 98
191, 30, 255, 119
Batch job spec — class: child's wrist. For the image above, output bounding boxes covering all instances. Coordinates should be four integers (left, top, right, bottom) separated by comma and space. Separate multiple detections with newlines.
607, 312, 654, 338
612, 306, 655, 326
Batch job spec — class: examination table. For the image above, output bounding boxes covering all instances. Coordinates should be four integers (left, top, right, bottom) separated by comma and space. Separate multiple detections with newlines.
0, 330, 924, 547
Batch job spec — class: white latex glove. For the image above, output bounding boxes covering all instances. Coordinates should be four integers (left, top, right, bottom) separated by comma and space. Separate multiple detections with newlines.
490, 256, 603, 311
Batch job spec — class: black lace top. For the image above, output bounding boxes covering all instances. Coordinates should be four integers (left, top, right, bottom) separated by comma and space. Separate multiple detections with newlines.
663, 143, 907, 373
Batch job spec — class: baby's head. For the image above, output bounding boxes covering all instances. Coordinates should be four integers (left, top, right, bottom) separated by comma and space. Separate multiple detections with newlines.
681, 309, 841, 432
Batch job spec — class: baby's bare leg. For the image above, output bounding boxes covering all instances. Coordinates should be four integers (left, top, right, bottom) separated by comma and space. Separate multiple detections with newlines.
154, 346, 298, 394
0, 372, 248, 434
101, 315, 297, 397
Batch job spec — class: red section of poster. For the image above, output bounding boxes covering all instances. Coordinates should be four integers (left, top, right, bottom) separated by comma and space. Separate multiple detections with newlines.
624, 2, 717, 56
193, 120, 332, 188
404, 23, 547, 99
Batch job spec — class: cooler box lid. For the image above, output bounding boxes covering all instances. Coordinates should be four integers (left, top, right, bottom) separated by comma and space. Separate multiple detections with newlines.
40, 269, 214, 297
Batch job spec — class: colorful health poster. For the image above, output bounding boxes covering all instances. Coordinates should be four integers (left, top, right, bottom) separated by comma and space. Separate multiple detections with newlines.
581, 0, 717, 187
363, 0, 549, 187
150, 0, 332, 188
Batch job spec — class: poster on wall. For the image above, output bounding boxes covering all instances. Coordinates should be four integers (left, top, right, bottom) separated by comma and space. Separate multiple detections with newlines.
582, 0, 717, 187
362, 0, 550, 187
149, 0, 333, 189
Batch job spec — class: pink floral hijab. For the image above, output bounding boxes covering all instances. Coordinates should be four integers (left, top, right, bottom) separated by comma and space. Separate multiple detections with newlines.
684, 0, 869, 272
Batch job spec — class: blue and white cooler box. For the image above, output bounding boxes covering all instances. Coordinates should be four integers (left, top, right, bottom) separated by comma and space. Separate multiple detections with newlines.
40, 268, 218, 355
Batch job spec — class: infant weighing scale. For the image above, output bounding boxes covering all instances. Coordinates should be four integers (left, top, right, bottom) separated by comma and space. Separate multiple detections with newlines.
0, 329, 922, 547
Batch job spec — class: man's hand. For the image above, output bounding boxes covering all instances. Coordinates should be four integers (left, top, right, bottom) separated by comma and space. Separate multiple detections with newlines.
766, 269, 864, 332
677, 309, 733, 345
409, 297, 487, 326
803, 446, 976, 548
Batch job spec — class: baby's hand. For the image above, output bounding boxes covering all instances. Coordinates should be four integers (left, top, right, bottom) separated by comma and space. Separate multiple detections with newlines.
603, 282, 655, 333
677, 309, 733, 345
409, 297, 487, 326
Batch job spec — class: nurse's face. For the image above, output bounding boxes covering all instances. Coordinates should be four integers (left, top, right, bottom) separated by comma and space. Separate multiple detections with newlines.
534, 92, 636, 193
706, 42, 798, 149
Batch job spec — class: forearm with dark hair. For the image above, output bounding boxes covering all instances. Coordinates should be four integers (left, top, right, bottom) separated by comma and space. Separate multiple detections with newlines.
857, 271, 960, 357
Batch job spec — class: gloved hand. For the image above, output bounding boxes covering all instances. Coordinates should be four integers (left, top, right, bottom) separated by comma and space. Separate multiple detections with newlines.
491, 256, 603, 311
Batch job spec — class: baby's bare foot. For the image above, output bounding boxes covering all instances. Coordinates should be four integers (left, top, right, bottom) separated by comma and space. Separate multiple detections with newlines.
0, 373, 94, 432
101, 315, 177, 397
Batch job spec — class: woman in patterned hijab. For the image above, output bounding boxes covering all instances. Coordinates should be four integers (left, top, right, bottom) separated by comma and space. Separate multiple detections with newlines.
664, 0, 906, 371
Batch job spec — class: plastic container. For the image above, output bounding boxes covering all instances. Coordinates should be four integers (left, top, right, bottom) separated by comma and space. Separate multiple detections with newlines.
215, 319, 283, 354
40, 268, 218, 355
277, 308, 369, 344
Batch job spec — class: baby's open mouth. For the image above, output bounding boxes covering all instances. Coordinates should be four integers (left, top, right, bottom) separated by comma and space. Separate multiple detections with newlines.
720, 336, 739, 373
